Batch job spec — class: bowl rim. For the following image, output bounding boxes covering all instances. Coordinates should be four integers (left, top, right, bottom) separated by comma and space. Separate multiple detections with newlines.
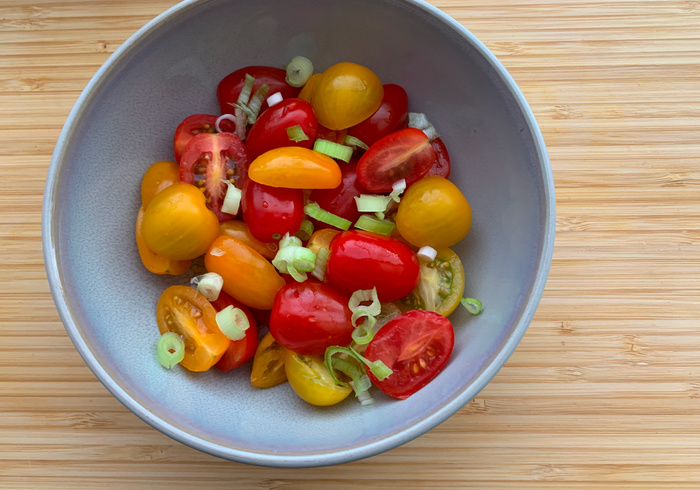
42, 0, 555, 468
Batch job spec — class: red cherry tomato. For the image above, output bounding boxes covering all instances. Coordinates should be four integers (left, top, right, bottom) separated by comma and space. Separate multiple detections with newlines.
347, 84, 408, 147
217, 66, 300, 116
308, 158, 366, 224
269, 281, 354, 355
325, 230, 420, 302
211, 291, 258, 371
173, 114, 235, 163
246, 99, 318, 160
426, 138, 451, 178
241, 180, 304, 242
356, 128, 437, 193
365, 310, 454, 399
179, 132, 250, 222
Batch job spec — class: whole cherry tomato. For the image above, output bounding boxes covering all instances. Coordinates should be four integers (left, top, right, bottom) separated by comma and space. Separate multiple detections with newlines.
140, 160, 179, 208
248, 147, 341, 189
250, 332, 288, 388
135, 207, 191, 275
426, 138, 451, 178
298, 73, 321, 104
347, 84, 409, 147
241, 180, 305, 242
217, 66, 300, 115
211, 291, 258, 371
306, 228, 340, 255
308, 159, 366, 224
285, 351, 352, 406
219, 220, 278, 260
325, 230, 420, 302
245, 99, 318, 159
173, 114, 235, 163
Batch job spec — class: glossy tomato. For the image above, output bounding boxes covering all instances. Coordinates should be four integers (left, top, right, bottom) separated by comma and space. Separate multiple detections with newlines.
347, 84, 408, 147
306, 228, 340, 255
325, 230, 420, 302
211, 291, 258, 371
250, 332, 288, 388
364, 310, 454, 399
173, 114, 235, 163
356, 128, 437, 193
285, 352, 352, 406
245, 99, 318, 159
241, 180, 305, 242
269, 281, 354, 355
426, 138, 451, 178
308, 160, 365, 223
135, 207, 191, 275
219, 220, 278, 260
298, 73, 321, 103
179, 132, 250, 221
140, 160, 180, 208
248, 147, 341, 189
217, 66, 300, 115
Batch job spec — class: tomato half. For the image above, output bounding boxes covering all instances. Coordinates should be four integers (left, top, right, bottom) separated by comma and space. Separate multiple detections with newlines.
173, 114, 235, 163
347, 84, 409, 147
211, 291, 258, 371
364, 310, 454, 399
250, 332, 288, 388
156, 286, 230, 372
179, 132, 250, 221
141, 160, 180, 208
248, 147, 341, 189
245, 99, 318, 160
217, 66, 300, 115
219, 220, 279, 260
399, 248, 465, 316
135, 207, 191, 275
426, 138, 451, 178
308, 160, 366, 224
285, 352, 352, 406
241, 180, 305, 242
356, 128, 437, 193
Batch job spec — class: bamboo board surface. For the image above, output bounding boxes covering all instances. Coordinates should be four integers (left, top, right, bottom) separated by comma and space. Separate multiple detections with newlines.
1, 0, 700, 487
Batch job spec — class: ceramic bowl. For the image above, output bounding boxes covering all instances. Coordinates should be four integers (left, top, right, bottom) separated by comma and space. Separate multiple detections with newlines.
43, 0, 555, 467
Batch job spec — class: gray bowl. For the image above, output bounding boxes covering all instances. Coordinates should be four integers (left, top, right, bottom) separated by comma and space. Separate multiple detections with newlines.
42, 0, 554, 467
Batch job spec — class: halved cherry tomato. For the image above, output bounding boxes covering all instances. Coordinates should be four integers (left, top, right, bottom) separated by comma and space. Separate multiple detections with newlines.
219, 220, 278, 260
211, 291, 258, 371
241, 180, 305, 242
308, 160, 366, 224
356, 128, 437, 193
142, 182, 219, 261
270, 281, 354, 355
248, 147, 341, 189
395, 176, 472, 249
250, 332, 287, 388
217, 66, 300, 115
141, 160, 180, 208
365, 310, 454, 399
204, 236, 285, 310
135, 207, 191, 275
245, 99, 318, 160
307, 228, 340, 255
173, 114, 235, 163
347, 84, 409, 147
179, 132, 250, 221
426, 138, 451, 178
399, 248, 465, 316
156, 286, 230, 372
298, 73, 321, 103
285, 351, 352, 406
325, 230, 420, 302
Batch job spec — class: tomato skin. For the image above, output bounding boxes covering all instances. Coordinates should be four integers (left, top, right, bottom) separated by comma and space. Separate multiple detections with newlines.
356, 128, 437, 193
211, 292, 258, 371
298, 73, 322, 103
325, 230, 420, 302
285, 352, 353, 406
426, 138, 451, 178
245, 99, 318, 160
141, 160, 180, 208
135, 207, 191, 275
248, 147, 341, 189
308, 160, 366, 224
173, 114, 235, 163
217, 66, 300, 115
347, 84, 409, 147
307, 228, 340, 255
269, 281, 354, 355
365, 310, 454, 399
250, 332, 288, 388
219, 220, 278, 260
241, 180, 305, 242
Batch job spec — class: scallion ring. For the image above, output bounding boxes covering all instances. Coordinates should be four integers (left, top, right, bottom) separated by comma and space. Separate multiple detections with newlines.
313, 139, 353, 163
354, 194, 391, 214
304, 202, 351, 230
157, 332, 185, 369
216, 305, 250, 341
285, 56, 314, 87
220, 178, 242, 215
354, 214, 395, 236
461, 297, 483, 315
286, 124, 309, 143
344, 135, 369, 151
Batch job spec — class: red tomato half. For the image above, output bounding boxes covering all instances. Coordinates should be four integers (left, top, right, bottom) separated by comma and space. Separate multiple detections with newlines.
356, 128, 437, 193
308, 158, 365, 224
217, 66, 300, 115
211, 292, 258, 371
325, 230, 420, 301
347, 84, 408, 147
173, 114, 235, 163
179, 132, 250, 221
426, 138, 451, 178
269, 281, 354, 355
246, 99, 318, 160
365, 310, 454, 399
241, 180, 304, 242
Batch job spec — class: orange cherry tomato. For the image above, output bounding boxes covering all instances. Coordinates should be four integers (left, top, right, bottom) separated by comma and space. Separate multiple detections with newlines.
250, 332, 288, 388
219, 220, 279, 260
307, 228, 340, 255
248, 147, 341, 189
156, 286, 230, 372
141, 160, 180, 208
204, 236, 285, 310
298, 73, 322, 103
135, 207, 190, 275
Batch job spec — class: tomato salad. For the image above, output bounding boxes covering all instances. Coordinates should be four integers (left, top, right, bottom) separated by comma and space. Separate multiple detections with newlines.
137, 57, 482, 406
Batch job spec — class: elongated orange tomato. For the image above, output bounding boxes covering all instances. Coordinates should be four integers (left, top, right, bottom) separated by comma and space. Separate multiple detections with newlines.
248, 147, 341, 189
204, 236, 285, 310
135, 207, 191, 275
141, 160, 179, 208
219, 220, 279, 260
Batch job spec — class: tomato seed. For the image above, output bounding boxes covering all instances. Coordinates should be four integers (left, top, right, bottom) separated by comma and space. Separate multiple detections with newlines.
226, 169, 234, 176
426, 346, 436, 357
411, 363, 420, 374
419, 358, 427, 369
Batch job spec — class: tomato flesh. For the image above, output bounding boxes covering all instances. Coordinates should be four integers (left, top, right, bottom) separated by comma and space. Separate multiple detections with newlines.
245, 99, 318, 160
426, 137, 451, 178
347, 84, 408, 147
218, 66, 300, 116
211, 292, 258, 371
173, 114, 235, 163
285, 352, 352, 406
250, 332, 288, 388
241, 180, 305, 242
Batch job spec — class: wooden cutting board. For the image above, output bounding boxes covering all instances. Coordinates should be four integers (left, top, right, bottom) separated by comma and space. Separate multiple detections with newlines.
1, 0, 699, 487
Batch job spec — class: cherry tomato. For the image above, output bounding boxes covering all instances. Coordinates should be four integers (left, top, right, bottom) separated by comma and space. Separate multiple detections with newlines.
219, 220, 278, 260
179, 132, 250, 221
312, 62, 384, 130
248, 147, 341, 189
135, 207, 191, 275
298, 73, 321, 103
325, 230, 420, 302
204, 236, 286, 310
156, 286, 230, 372
356, 128, 437, 193
141, 160, 179, 208
173, 114, 235, 163
426, 138, 451, 178
210, 291, 258, 371
142, 182, 219, 260
270, 281, 354, 355
217, 66, 300, 115
307, 228, 340, 255
347, 84, 409, 147
250, 332, 288, 388
365, 310, 454, 399
395, 176, 472, 249
245, 99, 318, 160
241, 180, 305, 242
285, 351, 352, 406
308, 160, 365, 224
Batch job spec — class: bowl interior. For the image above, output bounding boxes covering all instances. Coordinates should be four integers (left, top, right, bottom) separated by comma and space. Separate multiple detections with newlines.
46, 0, 553, 466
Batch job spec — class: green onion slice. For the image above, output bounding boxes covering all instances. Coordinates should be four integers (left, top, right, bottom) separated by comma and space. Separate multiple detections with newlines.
295, 219, 314, 241
157, 332, 185, 369
285, 56, 314, 88
354, 194, 391, 214
344, 135, 369, 150
220, 178, 242, 215
351, 316, 376, 345
271, 232, 317, 282
192, 272, 223, 301
408, 112, 439, 141
325, 346, 393, 382
461, 297, 483, 315
304, 202, 351, 230
390, 178, 407, 203
313, 139, 353, 163
246, 83, 270, 124
311, 246, 331, 281
236, 74, 255, 106
287, 124, 309, 143
349, 287, 381, 326
355, 214, 395, 236
216, 305, 250, 341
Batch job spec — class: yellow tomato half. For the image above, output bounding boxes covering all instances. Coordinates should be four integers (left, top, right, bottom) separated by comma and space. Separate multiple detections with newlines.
250, 332, 288, 388
285, 352, 352, 406
248, 147, 342, 189
141, 160, 180, 208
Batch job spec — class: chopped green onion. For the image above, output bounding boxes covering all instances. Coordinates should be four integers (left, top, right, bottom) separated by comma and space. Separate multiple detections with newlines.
272, 232, 316, 282
355, 214, 395, 235
354, 194, 391, 214
295, 219, 314, 241
355, 385, 375, 405
311, 246, 330, 281
327, 356, 361, 387
236, 74, 255, 106
417, 246, 438, 262
287, 124, 309, 143
246, 83, 270, 124
304, 202, 351, 230
408, 112, 439, 141
157, 332, 185, 369
215, 114, 237, 134
192, 272, 223, 301
349, 287, 381, 326
390, 178, 406, 203
220, 178, 242, 215
286, 56, 314, 87
461, 297, 483, 315
267, 92, 283, 107
325, 346, 393, 382
351, 373, 372, 394
313, 139, 353, 163
351, 316, 376, 345
216, 305, 250, 341
344, 135, 369, 150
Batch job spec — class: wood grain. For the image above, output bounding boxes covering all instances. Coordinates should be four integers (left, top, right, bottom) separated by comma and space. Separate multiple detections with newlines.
1, 0, 699, 487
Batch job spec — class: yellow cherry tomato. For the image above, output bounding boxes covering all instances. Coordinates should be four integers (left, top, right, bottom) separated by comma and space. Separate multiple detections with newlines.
311, 62, 383, 130
142, 182, 219, 260
307, 228, 340, 255
298, 73, 322, 103
219, 220, 279, 260
135, 207, 191, 275
285, 351, 352, 406
250, 332, 288, 388
395, 176, 472, 249
248, 147, 342, 189
141, 160, 180, 208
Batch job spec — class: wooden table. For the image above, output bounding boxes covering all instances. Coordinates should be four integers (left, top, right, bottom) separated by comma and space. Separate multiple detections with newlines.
2, 0, 699, 487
